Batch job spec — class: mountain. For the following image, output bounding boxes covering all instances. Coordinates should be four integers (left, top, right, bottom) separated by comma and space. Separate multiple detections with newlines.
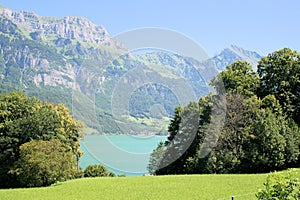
0, 6, 121, 47
210, 45, 261, 71
0, 5, 262, 135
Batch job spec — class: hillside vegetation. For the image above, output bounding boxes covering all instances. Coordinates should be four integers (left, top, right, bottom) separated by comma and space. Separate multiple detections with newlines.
0, 6, 261, 135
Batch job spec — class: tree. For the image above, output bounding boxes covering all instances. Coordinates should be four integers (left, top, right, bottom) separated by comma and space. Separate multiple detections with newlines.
284, 119, 300, 167
155, 102, 200, 175
188, 94, 257, 174
258, 48, 300, 125
0, 91, 84, 188
211, 60, 260, 97
243, 108, 287, 172
147, 141, 165, 174
153, 95, 220, 175
166, 106, 182, 144
203, 93, 250, 173
84, 164, 115, 177
9, 139, 77, 187
0, 91, 39, 187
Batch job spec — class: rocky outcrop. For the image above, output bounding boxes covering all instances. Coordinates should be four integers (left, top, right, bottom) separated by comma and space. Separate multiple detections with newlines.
6, 43, 75, 88
0, 7, 118, 47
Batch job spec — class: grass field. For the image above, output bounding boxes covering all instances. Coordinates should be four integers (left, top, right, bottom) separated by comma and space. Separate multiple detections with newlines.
0, 174, 270, 200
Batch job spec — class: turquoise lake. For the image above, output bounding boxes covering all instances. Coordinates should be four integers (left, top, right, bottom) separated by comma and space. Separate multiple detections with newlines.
79, 135, 167, 176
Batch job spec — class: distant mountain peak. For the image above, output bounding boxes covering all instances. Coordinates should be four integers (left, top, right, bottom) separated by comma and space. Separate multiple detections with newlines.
228, 45, 261, 58
211, 45, 261, 71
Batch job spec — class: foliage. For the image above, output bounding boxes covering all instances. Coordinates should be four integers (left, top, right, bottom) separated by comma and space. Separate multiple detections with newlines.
9, 140, 78, 187
256, 169, 300, 200
147, 141, 165, 174
129, 84, 178, 119
155, 102, 201, 175
0, 91, 84, 188
166, 106, 183, 144
211, 60, 260, 97
83, 164, 115, 177
258, 48, 300, 125
243, 107, 289, 172
149, 49, 300, 175
25, 86, 73, 109
198, 93, 251, 174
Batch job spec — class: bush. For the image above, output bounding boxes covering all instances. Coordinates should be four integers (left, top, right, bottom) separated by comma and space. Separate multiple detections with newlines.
9, 140, 78, 187
256, 169, 300, 200
84, 165, 115, 178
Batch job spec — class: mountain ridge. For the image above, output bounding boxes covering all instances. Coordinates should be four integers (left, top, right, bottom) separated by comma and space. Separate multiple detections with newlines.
0, 5, 262, 135
211, 45, 261, 71
0, 5, 120, 48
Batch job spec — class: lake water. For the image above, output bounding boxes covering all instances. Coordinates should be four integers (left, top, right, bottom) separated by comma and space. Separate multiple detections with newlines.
79, 135, 167, 176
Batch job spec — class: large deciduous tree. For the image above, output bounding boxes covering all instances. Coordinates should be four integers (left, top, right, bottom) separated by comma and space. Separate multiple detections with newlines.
0, 91, 83, 188
258, 48, 300, 125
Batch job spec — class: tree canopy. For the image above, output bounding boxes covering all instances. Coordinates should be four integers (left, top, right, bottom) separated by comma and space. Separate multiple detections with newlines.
211, 60, 260, 97
258, 48, 300, 125
0, 91, 84, 188
149, 48, 300, 175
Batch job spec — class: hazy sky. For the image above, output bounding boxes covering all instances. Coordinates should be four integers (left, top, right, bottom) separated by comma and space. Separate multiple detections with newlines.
0, 0, 299, 56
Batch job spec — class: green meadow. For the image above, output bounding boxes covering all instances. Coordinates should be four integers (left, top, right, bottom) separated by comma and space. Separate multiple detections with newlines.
0, 174, 268, 200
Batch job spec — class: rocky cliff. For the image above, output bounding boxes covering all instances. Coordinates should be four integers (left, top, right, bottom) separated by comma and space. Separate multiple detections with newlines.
0, 7, 117, 47
0, 5, 262, 134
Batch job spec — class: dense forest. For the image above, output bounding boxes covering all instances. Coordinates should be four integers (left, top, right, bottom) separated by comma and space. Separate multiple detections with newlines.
148, 48, 300, 175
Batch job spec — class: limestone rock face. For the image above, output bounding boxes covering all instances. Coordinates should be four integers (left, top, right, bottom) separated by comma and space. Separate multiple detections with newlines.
0, 7, 115, 46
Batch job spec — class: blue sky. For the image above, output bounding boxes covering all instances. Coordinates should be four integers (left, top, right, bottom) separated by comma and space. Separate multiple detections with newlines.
0, 0, 299, 56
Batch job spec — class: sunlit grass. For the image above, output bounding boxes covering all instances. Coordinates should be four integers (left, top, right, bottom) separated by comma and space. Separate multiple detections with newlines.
0, 174, 269, 200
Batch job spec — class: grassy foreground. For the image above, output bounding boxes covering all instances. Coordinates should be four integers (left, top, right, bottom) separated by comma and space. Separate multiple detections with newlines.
0, 174, 270, 200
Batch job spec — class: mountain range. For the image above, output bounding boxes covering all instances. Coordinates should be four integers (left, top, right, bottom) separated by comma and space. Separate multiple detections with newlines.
0, 5, 261, 135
